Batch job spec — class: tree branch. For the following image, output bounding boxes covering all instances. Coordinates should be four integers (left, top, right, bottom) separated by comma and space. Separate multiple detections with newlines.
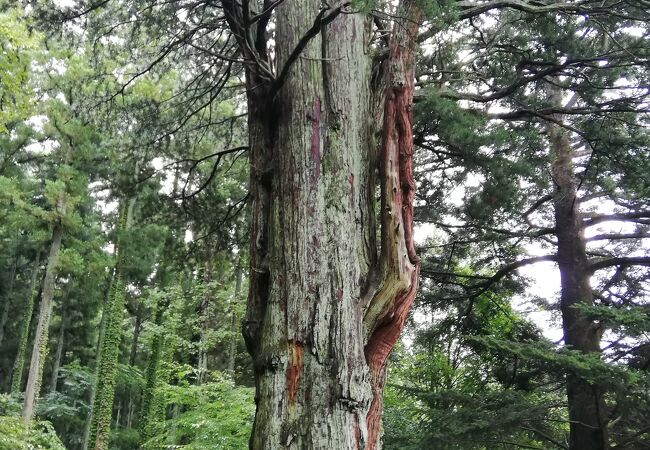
590, 256, 650, 273
586, 231, 650, 242
583, 211, 650, 227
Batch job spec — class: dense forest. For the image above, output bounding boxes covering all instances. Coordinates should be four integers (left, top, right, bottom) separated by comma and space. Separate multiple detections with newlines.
1, 0, 649, 449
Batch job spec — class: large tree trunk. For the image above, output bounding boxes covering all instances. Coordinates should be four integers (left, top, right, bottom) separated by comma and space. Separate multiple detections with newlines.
139, 226, 178, 446
23, 215, 65, 423
547, 86, 608, 450
223, 2, 420, 448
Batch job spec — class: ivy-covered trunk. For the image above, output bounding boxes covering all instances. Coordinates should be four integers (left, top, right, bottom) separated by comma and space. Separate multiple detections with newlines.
223, 1, 420, 448
140, 228, 177, 445
23, 211, 65, 423
139, 296, 166, 443
11, 253, 40, 394
88, 198, 134, 450
548, 86, 608, 450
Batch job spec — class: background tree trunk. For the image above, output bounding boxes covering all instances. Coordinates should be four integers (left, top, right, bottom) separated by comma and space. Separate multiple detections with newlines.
548, 85, 609, 450
227, 264, 242, 374
49, 318, 65, 394
12, 253, 41, 395
23, 215, 65, 423
0, 259, 17, 349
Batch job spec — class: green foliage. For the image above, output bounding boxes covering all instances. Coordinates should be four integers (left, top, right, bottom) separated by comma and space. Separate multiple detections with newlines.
109, 427, 140, 450
0, 395, 65, 450
142, 372, 254, 450
11, 261, 40, 395
0, 10, 39, 131
35, 362, 94, 449
350, 0, 377, 14
575, 304, 650, 338
0, 415, 66, 450
384, 289, 568, 449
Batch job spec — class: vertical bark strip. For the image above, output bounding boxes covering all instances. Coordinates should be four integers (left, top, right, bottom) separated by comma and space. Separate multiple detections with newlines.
363, 2, 421, 447
547, 85, 608, 450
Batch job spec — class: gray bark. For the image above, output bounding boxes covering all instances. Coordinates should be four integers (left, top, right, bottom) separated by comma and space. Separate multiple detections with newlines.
246, 5, 375, 448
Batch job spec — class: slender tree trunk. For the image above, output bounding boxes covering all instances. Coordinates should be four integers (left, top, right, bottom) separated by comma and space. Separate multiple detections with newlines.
126, 396, 136, 429
0, 258, 17, 349
116, 308, 142, 427
12, 253, 41, 395
198, 256, 213, 384
547, 85, 608, 450
114, 402, 121, 431
222, 2, 421, 448
227, 264, 243, 374
129, 310, 142, 367
49, 319, 65, 394
122, 310, 142, 428
23, 215, 65, 424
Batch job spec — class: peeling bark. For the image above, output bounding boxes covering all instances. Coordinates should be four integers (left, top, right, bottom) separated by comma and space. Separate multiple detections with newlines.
363, 3, 421, 446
